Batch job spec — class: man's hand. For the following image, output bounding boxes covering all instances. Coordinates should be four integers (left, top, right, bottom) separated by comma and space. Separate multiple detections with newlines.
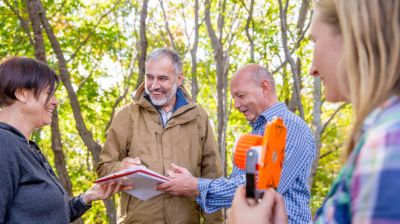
82, 182, 133, 205
156, 163, 199, 197
226, 186, 288, 224
116, 157, 143, 171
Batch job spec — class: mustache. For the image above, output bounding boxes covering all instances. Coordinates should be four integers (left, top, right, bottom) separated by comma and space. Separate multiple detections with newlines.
148, 87, 167, 93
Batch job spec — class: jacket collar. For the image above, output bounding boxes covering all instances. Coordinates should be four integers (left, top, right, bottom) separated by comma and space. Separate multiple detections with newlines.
132, 82, 194, 111
172, 88, 188, 112
249, 102, 287, 128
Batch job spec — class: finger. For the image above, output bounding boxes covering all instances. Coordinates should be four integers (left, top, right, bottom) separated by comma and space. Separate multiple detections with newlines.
226, 208, 233, 224
273, 192, 288, 223
166, 170, 177, 178
102, 182, 118, 199
258, 189, 277, 210
156, 182, 172, 191
232, 186, 247, 205
246, 197, 258, 206
170, 163, 184, 173
156, 184, 166, 191
113, 182, 124, 194
109, 182, 120, 195
120, 184, 134, 191
99, 183, 108, 192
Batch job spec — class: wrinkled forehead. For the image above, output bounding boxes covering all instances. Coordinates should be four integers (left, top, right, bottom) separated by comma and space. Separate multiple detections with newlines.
145, 57, 176, 75
231, 70, 258, 85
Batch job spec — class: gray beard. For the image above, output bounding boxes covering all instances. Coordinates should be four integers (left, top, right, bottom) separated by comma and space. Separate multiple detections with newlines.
145, 83, 178, 107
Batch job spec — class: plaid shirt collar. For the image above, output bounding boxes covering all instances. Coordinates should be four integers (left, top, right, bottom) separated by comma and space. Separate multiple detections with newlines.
249, 102, 287, 130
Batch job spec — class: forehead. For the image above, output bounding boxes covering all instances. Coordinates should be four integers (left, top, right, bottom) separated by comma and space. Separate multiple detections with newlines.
309, 12, 321, 38
146, 56, 175, 75
310, 11, 339, 39
230, 74, 257, 94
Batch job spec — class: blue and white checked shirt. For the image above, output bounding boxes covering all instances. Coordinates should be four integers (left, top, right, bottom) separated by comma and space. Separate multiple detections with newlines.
196, 102, 316, 223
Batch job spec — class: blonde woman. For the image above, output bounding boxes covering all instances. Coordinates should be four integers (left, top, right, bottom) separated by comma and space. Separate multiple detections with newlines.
0, 57, 129, 223
227, 0, 400, 223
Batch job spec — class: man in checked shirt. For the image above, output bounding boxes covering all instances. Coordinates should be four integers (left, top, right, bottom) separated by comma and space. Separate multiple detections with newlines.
157, 64, 316, 223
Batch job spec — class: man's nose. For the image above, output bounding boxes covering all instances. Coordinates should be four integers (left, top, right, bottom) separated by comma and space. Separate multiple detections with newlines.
151, 79, 160, 89
234, 100, 241, 109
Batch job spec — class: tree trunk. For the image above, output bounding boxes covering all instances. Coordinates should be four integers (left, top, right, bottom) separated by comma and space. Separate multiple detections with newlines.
310, 78, 347, 186
159, 0, 176, 51
278, 0, 305, 119
25, 0, 45, 62
136, 0, 149, 89
244, 0, 255, 63
204, 0, 229, 176
310, 77, 322, 187
32, 0, 117, 222
190, 0, 200, 101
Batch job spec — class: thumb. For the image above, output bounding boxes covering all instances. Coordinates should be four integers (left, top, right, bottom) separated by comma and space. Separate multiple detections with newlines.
170, 163, 185, 173
273, 191, 288, 223
232, 186, 247, 205
166, 169, 177, 178
257, 189, 277, 211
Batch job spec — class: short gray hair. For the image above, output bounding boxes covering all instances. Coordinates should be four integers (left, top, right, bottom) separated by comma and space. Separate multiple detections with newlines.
146, 48, 182, 75
253, 67, 275, 92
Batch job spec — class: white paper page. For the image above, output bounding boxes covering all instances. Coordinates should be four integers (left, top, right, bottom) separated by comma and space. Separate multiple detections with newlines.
96, 166, 170, 201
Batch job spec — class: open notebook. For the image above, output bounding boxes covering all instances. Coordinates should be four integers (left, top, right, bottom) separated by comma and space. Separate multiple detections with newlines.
95, 166, 170, 200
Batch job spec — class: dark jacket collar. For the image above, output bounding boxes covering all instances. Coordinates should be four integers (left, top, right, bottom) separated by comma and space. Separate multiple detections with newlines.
172, 88, 188, 112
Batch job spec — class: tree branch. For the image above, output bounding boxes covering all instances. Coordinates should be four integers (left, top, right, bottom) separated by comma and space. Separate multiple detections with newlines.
3, 0, 35, 46
159, 0, 177, 51
321, 103, 348, 134
67, 1, 121, 62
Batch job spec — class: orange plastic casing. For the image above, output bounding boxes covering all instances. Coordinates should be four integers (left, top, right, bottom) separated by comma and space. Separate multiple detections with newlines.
233, 117, 287, 190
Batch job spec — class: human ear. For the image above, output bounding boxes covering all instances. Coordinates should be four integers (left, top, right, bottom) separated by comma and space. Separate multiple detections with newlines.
260, 80, 270, 93
14, 88, 30, 103
177, 73, 184, 87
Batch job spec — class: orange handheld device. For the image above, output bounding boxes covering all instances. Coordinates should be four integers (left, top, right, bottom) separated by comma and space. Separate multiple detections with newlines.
233, 117, 287, 199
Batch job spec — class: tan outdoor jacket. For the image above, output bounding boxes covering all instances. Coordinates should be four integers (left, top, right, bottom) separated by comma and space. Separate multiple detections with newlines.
96, 84, 223, 224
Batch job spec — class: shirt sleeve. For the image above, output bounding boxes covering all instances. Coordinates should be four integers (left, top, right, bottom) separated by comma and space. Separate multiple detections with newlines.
277, 126, 316, 195
0, 136, 20, 222
351, 125, 400, 222
196, 166, 245, 213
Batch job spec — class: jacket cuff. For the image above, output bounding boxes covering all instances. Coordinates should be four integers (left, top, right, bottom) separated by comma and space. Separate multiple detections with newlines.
78, 193, 93, 208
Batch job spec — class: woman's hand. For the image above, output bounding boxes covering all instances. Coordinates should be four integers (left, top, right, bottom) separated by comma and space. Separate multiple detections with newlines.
227, 186, 288, 224
82, 181, 133, 204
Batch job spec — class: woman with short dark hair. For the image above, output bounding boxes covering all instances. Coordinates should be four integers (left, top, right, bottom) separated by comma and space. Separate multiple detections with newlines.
0, 57, 127, 223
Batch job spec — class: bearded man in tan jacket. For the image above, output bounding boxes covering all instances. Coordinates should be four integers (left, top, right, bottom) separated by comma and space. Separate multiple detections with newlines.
96, 48, 223, 224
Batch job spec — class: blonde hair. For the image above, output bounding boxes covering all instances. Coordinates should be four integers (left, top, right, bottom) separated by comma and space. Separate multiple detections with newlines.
316, 0, 400, 159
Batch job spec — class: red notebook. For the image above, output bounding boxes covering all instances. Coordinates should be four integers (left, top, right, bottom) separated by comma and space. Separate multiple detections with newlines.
95, 166, 170, 200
